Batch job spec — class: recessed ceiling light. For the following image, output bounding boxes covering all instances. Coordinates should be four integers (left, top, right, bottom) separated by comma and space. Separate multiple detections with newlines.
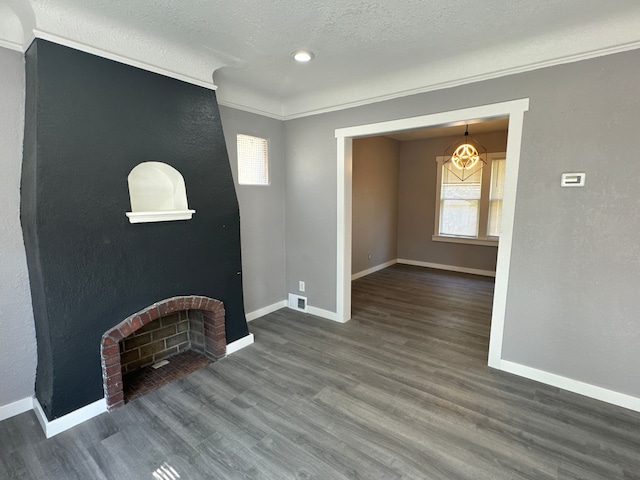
293, 51, 314, 62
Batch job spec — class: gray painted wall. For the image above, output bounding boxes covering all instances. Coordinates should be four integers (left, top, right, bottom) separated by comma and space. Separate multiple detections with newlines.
285, 113, 342, 311
352, 137, 399, 274
500, 55, 640, 395
284, 48, 640, 398
2, 43, 640, 410
0, 47, 37, 407
397, 131, 507, 272
219, 106, 286, 314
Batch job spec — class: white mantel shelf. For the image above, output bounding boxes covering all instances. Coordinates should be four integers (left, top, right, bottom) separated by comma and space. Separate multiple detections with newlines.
126, 210, 195, 224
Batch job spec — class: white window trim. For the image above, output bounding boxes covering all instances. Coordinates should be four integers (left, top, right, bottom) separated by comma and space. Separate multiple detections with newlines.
431, 235, 498, 246
433, 152, 505, 246
336, 99, 531, 400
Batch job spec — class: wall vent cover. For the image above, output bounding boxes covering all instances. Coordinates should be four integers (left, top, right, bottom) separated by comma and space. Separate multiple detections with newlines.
288, 293, 308, 312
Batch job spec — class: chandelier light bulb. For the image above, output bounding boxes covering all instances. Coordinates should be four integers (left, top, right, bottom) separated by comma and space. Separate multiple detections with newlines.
451, 143, 480, 170
441, 124, 486, 182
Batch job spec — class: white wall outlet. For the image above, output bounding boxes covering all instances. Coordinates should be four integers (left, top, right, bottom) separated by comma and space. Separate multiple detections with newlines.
299, 281, 305, 292
368, 254, 372, 260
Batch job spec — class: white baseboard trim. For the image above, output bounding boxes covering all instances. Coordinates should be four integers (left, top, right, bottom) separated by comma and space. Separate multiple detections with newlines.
351, 259, 398, 280
226, 333, 255, 355
0, 397, 34, 421
397, 258, 496, 277
246, 300, 287, 321
494, 359, 640, 413
21, 332, 256, 438
33, 397, 107, 438
306, 305, 345, 323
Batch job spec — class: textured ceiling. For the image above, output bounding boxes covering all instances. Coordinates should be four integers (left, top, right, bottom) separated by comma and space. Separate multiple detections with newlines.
2, 0, 640, 118
385, 118, 509, 142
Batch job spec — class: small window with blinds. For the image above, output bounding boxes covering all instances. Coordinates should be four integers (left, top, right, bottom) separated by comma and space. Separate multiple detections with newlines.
434, 152, 506, 245
237, 134, 269, 185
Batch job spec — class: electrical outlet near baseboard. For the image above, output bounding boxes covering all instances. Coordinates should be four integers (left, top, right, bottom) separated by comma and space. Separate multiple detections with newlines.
288, 293, 308, 312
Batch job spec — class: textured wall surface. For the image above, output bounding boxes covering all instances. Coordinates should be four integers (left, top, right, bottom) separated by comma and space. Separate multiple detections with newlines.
284, 48, 640, 398
500, 52, 640, 393
22, 40, 247, 420
218, 106, 286, 314
4, 37, 640, 422
352, 136, 400, 274
397, 131, 507, 272
285, 112, 340, 309
0, 47, 37, 408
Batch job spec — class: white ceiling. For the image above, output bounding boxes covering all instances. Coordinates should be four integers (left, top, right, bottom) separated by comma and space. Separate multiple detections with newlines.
3, 1, 640, 119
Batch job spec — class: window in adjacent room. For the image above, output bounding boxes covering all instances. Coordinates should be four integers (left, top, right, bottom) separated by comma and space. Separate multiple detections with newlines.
487, 157, 506, 237
237, 134, 269, 185
434, 152, 506, 245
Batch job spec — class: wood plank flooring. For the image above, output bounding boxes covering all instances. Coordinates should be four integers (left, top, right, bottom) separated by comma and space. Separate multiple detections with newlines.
2, 264, 640, 479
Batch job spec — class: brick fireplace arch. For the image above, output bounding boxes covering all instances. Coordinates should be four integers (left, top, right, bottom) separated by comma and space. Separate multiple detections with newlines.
100, 295, 226, 410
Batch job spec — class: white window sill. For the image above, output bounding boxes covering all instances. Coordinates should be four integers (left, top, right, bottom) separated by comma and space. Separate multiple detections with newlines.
432, 235, 498, 247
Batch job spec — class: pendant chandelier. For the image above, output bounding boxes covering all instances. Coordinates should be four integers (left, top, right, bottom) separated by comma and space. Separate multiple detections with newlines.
442, 124, 487, 181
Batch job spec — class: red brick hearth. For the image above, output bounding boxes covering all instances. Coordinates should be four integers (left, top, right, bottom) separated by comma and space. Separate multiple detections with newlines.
100, 296, 226, 410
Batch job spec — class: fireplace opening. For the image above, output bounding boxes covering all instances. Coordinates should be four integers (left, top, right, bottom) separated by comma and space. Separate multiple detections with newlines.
123, 350, 210, 403
101, 296, 226, 410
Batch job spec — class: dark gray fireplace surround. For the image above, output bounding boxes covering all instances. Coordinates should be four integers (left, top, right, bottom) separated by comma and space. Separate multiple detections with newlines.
21, 39, 248, 421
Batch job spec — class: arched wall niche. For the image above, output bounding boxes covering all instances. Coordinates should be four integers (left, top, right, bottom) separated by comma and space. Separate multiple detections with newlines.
126, 161, 196, 223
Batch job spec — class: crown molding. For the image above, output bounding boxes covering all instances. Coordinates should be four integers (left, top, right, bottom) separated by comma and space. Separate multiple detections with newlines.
5, 24, 638, 122
217, 39, 640, 121
216, 98, 283, 120
32, 30, 217, 91
281, 39, 640, 120
215, 78, 285, 120
0, 39, 24, 52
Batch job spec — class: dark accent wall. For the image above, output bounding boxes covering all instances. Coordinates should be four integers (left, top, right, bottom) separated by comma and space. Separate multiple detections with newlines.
21, 39, 248, 420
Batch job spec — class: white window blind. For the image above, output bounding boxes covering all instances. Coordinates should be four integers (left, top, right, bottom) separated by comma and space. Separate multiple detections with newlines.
237, 134, 269, 185
439, 167, 482, 237
434, 152, 506, 244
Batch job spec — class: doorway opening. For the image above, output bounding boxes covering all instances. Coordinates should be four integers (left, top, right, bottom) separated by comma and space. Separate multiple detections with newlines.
335, 99, 529, 368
